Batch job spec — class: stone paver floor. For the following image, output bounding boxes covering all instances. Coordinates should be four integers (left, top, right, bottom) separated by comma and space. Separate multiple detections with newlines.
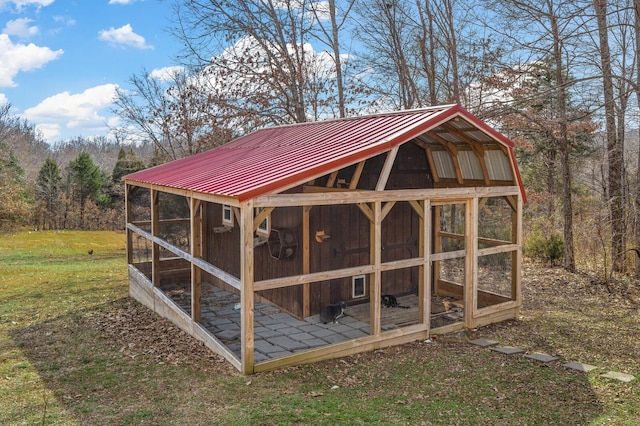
163, 282, 371, 363
160, 282, 637, 381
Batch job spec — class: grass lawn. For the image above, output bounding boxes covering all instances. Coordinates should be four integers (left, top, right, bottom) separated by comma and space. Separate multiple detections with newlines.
1, 230, 638, 425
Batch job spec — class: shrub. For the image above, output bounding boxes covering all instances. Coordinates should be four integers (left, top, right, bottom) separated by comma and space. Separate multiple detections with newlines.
525, 230, 564, 265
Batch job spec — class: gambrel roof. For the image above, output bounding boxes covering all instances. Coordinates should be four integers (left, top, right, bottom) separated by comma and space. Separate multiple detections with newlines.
125, 104, 525, 202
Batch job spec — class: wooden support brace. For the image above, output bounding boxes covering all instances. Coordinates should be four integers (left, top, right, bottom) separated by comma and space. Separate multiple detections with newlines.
357, 203, 374, 223
380, 201, 396, 221
409, 200, 424, 219
349, 161, 366, 189
253, 207, 274, 232
326, 171, 339, 187
376, 146, 399, 191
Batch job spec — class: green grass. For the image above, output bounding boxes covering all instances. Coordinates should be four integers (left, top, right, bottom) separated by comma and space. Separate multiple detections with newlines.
1, 230, 639, 425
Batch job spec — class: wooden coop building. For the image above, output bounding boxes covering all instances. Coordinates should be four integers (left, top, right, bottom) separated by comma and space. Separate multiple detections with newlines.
124, 104, 526, 374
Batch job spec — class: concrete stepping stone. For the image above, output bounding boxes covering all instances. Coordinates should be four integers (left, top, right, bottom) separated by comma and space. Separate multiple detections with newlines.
469, 338, 499, 348
601, 371, 635, 382
524, 353, 559, 363
490, 346, 525, 355
562, 362, 598, 372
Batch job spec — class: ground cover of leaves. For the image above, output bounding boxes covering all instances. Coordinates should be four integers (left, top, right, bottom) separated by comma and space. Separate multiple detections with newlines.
9, 260, 640, 425
87, 261, 640, 375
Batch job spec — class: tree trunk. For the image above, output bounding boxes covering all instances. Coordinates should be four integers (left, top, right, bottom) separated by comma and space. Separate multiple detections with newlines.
634, 0, 640, 277
329, 0, 346, 118
550, 10, 575, 271
594, 0, 625, 273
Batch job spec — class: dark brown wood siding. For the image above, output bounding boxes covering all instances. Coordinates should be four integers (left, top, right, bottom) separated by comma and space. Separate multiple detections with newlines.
202, 139, 434, 318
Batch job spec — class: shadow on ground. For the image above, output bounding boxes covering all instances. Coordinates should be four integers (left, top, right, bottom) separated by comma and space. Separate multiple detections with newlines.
8, 296, 608, 425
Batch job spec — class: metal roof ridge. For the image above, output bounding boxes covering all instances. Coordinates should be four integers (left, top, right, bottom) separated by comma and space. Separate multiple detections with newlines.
255, 104, 458, 131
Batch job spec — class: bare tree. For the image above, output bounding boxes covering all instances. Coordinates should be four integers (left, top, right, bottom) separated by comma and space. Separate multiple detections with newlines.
486, 0, 594, 272
354, 0, 424, 109
173, 0, 318, 124
309, 0, 357, 118
634, 0, 640, 277
112, 68, 232, 162
594, 0, 625, 273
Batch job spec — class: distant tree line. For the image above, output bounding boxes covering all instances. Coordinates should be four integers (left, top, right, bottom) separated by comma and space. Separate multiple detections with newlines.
0, 104, 148, 232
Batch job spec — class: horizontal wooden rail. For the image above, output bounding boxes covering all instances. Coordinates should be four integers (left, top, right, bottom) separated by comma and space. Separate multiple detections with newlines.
254, 265, 376, 291
254, 186, 520, 208
127, 223, 241, 290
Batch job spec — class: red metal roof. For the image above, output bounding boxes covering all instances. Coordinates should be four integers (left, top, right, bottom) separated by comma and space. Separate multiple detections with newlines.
125, 104, 526, 202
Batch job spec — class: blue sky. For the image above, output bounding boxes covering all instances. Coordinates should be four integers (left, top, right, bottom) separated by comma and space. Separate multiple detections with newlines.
0, 0, 182, 143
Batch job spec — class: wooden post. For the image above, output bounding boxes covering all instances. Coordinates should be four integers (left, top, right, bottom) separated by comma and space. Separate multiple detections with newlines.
464, 198, 478, 329
125, 184, 133, 265
240, 201, 255, 374
421, 199, 432, 326
513, 194, 523, 311
151, 189, 160, 288
302, 206, 311, 318
190, 197, 202, 323
432, 205, 441, 295
369, 201, 382, 335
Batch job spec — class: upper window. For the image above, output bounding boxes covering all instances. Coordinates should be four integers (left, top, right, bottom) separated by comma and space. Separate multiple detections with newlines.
222, 205, 233, 226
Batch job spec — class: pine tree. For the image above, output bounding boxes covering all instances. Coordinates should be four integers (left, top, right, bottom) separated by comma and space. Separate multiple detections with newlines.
36, 157, 62, 229
66, 153, 104, 229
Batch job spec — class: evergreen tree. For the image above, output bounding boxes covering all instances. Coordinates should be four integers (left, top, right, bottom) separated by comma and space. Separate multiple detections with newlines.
112, 148, 145, 182
66, 152, 105, 228
36, 157, 62, 229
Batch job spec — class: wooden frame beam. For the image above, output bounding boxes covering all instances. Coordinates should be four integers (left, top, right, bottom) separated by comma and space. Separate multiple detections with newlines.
370, 201, 382, 335
302, 206, 311, 318
255, 186, 521, 208
127, 223, 241, 290
151, 189, 160, 288
240, 201, 255, 374
125, 184, 133, 265
125, 180, 240, 207
190, 197, 203, 322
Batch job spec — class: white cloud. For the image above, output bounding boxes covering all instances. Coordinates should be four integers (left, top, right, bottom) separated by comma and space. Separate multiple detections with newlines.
3, 18, 39, 38
108, 0, 137, 4
53, 15, 76, 27
0, 0, 53, 10
22, 84, 119, 142
0, 93, 8, 105
0, 34, 63, 87
35, 122, 61, 141
149, 66, 186, 81
98, 24, 153, 50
